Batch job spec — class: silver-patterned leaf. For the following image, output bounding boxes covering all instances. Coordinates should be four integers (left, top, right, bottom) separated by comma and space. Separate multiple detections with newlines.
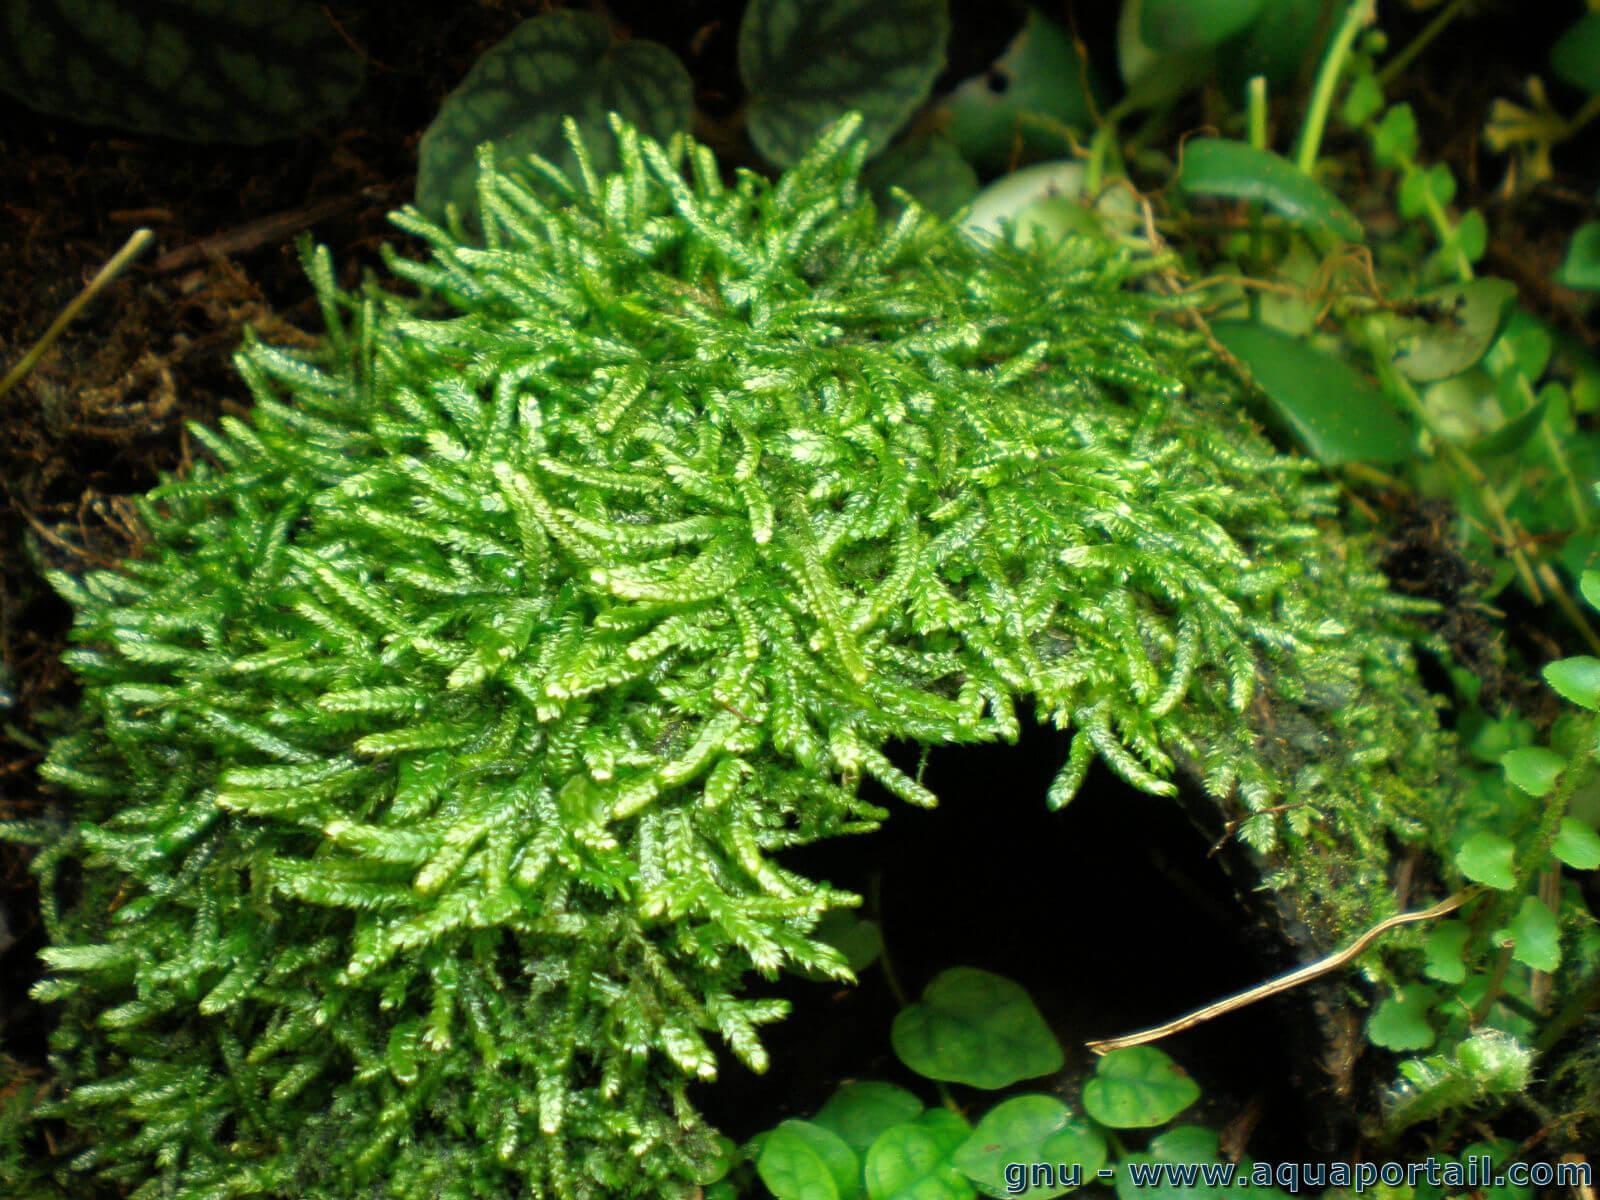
740, 0, 949, 168
416, 11, 693, 225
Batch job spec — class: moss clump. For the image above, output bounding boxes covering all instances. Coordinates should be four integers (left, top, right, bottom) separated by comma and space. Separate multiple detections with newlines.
21, 115, 1454, 1197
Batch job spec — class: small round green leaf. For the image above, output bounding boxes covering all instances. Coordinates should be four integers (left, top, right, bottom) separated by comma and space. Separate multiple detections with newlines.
1113, 1127, 1225, 1200
1553, 817, 1600, 870
1342, 74, 1385, 128
1544, 656, 1600, 711
1582, 569, 1600, 613
1140, 0, 1267, 52
1456, 831, 1518, 890
1398, 162, 1456, 221
808, 910, 886, 977
1148, 1125, 1220, 1161
1081, 1047, 1200, 1128
953, 1095, 1106, 1198
758, 1119, 862, 1200
1500, 746, 1566, 797
892, 968, 1064, 1089
1383, 279, 1518, 383
864, 1122, 976, 1200
945, 10, 1100, 174
1180, 139, 1363, 241
1367, 986, 1438, 1051
1557, 223, 1600, 291
740, 0, 950, 169
415, 12, 693, 224
1551, 13, 1600, 94
815, 1082, 925, 1155
1422, 920, 1470, 984
1370, 104, 1419, 168
1211, 321, 1413, 465
1500, 896, 1561, 972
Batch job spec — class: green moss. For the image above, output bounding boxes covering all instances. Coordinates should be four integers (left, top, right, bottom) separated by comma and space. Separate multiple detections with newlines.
20, 114, 1458, 1197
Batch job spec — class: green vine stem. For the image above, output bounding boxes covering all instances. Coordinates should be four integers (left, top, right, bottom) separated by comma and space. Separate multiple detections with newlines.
1361, 319, 1548, 612
1376, 0, 1473, 89
1391, 147, 1592, 536
868, 871, 960, 1114
1296, 0, 1376, 174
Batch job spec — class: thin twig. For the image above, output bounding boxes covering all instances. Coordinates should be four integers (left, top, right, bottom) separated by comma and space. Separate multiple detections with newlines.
14, 506, 127, 571
1085, 887, 1479, 1055
152, 194, 364, 273
0, 229, 156, 400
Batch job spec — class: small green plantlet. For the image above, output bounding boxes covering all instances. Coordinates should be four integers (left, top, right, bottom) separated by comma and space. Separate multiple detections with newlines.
1367, 544, 1600, 1135
730, 966, 1245, 1200
11, 109, 1481, 1197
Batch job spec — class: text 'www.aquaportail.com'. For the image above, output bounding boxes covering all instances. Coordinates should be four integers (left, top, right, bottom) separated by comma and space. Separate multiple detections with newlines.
1004, 1154, 1594, 1195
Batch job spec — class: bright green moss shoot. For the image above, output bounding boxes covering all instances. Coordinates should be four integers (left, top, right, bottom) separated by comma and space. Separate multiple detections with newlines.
25, 115, 1456, 1198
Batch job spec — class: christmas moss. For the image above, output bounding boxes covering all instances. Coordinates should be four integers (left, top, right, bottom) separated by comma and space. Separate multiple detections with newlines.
21, 114, 1456, 1197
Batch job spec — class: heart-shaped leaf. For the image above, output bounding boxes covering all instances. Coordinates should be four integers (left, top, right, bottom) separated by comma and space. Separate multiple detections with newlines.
864, 1122, 975, 1200
759, 1119, 862, 1200
806, 910, 886, 978
1113, 1126, 1226, 1200
1140, 0, 1267, 52
815, 1082, 925, 1155
416, 11, 693, 224
741, 0, 949, 168
1081, 1047, 1200, 1128
1180, 139, 1363, 241
953, 1095, 1106, 1198
1371, 104, 1420, 168
892, 968, 1064, 1089
1211, 321, 1413, 465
